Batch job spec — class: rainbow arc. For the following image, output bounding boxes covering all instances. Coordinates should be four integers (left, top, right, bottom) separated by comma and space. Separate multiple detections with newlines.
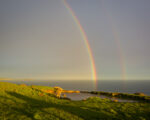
63, 0, 98, 90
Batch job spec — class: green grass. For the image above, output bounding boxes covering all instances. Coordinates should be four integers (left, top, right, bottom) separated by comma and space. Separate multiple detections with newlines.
0, 82, 150, 120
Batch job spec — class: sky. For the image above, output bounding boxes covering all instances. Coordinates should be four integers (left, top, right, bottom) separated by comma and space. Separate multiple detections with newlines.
0, 0, 150, 81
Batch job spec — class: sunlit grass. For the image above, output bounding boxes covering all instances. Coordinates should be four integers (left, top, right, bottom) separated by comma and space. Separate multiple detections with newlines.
0, 82, 150, 120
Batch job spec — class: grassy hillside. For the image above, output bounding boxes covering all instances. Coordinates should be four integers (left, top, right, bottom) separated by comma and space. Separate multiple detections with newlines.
0, 82, 150, 120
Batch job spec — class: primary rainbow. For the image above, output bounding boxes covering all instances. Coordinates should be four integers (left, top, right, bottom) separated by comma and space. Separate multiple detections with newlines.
63, 0, 98, 90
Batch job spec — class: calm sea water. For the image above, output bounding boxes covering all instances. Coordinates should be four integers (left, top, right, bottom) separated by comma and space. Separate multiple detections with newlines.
64, 93, 137, 102
2, 80, 150, 95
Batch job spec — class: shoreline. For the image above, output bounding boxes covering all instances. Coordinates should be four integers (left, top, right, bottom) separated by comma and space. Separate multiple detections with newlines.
80, 90, 150, 102
1, 81, 150, 102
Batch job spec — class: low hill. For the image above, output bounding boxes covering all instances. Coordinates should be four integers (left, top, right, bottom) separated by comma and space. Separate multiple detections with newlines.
0, 82, 150, 120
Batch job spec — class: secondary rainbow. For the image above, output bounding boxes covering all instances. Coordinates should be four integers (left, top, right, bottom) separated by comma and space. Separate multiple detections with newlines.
63, 0, 98, 90
101, 1, 127, 81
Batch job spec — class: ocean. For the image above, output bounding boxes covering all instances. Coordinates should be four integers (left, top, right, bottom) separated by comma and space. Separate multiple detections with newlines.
1, 80, 150, 95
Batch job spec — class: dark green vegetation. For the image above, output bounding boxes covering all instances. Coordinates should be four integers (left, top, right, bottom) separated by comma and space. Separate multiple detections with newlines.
91, 91, 150, 102
0, 82, 150, 120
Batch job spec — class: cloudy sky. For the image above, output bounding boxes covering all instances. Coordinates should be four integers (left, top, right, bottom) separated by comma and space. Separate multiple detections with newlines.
0, 0, 150, 80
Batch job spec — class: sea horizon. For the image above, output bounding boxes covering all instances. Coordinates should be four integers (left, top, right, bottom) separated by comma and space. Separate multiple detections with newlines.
1, 79, 150, 95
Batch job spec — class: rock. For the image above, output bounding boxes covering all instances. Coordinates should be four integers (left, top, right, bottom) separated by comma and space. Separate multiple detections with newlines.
134, 93, 146, 96
113, 99, 118, 102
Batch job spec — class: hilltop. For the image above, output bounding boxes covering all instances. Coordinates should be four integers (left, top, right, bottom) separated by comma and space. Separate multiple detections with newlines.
0, 81, 150, 120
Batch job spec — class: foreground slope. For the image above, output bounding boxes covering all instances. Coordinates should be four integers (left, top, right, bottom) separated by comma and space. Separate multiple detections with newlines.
0, 82, 150, 120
